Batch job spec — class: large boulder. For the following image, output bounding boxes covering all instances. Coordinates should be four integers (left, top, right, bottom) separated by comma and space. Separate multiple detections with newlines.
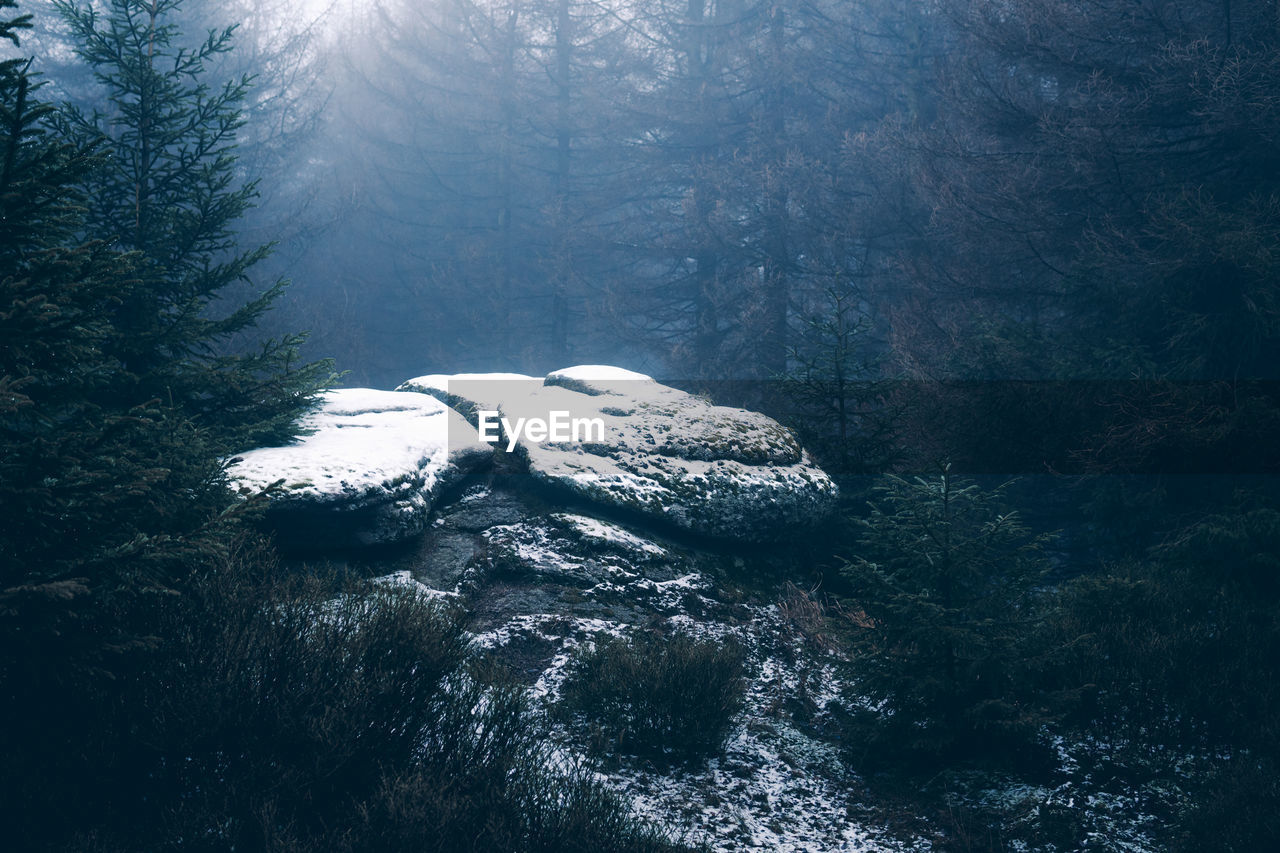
227, 388, 492, 547
396, 366, 838, 541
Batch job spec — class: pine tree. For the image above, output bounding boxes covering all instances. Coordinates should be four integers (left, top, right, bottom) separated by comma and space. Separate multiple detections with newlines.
53, 0, 331, 451
781, 285, 899, 474
1, 0, 154, 681
1, 1, 219, 837
2, 0, 333, 690
840, 466, 1056, 761
2, 2, 330, 841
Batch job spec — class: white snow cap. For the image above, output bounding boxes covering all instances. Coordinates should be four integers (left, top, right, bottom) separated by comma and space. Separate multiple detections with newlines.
226, 388, 491, 545
394, 365, 838, 541
545, 364, 654, 396
400, 372, 539, 395
227, 388, 461, 500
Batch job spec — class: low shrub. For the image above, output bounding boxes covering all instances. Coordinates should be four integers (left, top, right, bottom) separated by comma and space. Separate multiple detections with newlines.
558, 630, 748, 763
4, 538, 688, 852
1173, 755, 1280, 852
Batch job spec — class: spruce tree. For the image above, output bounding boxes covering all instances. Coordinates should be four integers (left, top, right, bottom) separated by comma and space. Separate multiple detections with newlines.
840, 467, 1056, 761
1, 0, 155, 684
0, 0, 214, 838
1, 2, 328, 841
53, 0, 331, 451
1, 0, 332, 688
781, 285, 899, 474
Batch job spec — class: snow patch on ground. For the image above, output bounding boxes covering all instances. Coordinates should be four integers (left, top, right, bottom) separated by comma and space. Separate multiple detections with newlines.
370, 570, 461, 600
552, 513, 669, 558
606, 611, 928, 852
614, 714, 923, 852
467, 512, 696, 595
945, 733, 1204, 853
469, 613, 628, 702
468, 591, 928, 852
585, 572, 713, 615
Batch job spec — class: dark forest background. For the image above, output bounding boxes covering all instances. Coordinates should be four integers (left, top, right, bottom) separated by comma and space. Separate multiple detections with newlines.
4, 0, 1280, 849
23, 0, 1280, 390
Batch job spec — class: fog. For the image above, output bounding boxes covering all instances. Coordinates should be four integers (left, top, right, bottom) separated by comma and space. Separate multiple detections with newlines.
8, 2, 1280, 848
16, 0, 1274, 392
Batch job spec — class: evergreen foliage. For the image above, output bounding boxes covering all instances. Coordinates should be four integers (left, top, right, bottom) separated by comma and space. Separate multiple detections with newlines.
8, 0, 1280, 845
1, 0, 328, 697
839, 467, 1058, 762
1052, 493, 1280, 751
0, 0, 223, 707
0, 1, 332, 844
0, 0, 211, 836
53, 0, 331, 450
780, 285, 899, 474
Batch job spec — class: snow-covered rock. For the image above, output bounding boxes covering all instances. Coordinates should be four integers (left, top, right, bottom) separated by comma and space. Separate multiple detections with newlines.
227, 388, 492, 547
469, 512, 685, 590
397, 372, 538, 420
395, 367, 838, 541
544, 364, 654, 395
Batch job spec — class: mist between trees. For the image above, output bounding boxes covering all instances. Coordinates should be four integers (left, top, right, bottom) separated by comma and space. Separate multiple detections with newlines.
18, 0, 1276, 394
6, 0, 1280, 849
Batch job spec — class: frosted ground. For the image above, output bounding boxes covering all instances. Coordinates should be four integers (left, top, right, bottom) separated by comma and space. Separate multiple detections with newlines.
232, 368, 1186, 852
341, 485, 1179, 852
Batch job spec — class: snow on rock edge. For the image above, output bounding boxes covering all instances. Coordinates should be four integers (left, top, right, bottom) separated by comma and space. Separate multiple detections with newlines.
396, 367, 839, 542
227, 388, 492, 547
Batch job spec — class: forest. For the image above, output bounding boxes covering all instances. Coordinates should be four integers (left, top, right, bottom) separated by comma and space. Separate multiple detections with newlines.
3, 0, 1279, 850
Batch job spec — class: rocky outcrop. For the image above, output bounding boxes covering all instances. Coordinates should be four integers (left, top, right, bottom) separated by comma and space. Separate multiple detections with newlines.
341, 480, 732, 641
358, 477, 892, 853
470, 511, 686, 589
222, 375, 933, 852
396, 366, 838, 541
227, 388, 491, 547
265, 442, 904, 852
229, 367, 837, 547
